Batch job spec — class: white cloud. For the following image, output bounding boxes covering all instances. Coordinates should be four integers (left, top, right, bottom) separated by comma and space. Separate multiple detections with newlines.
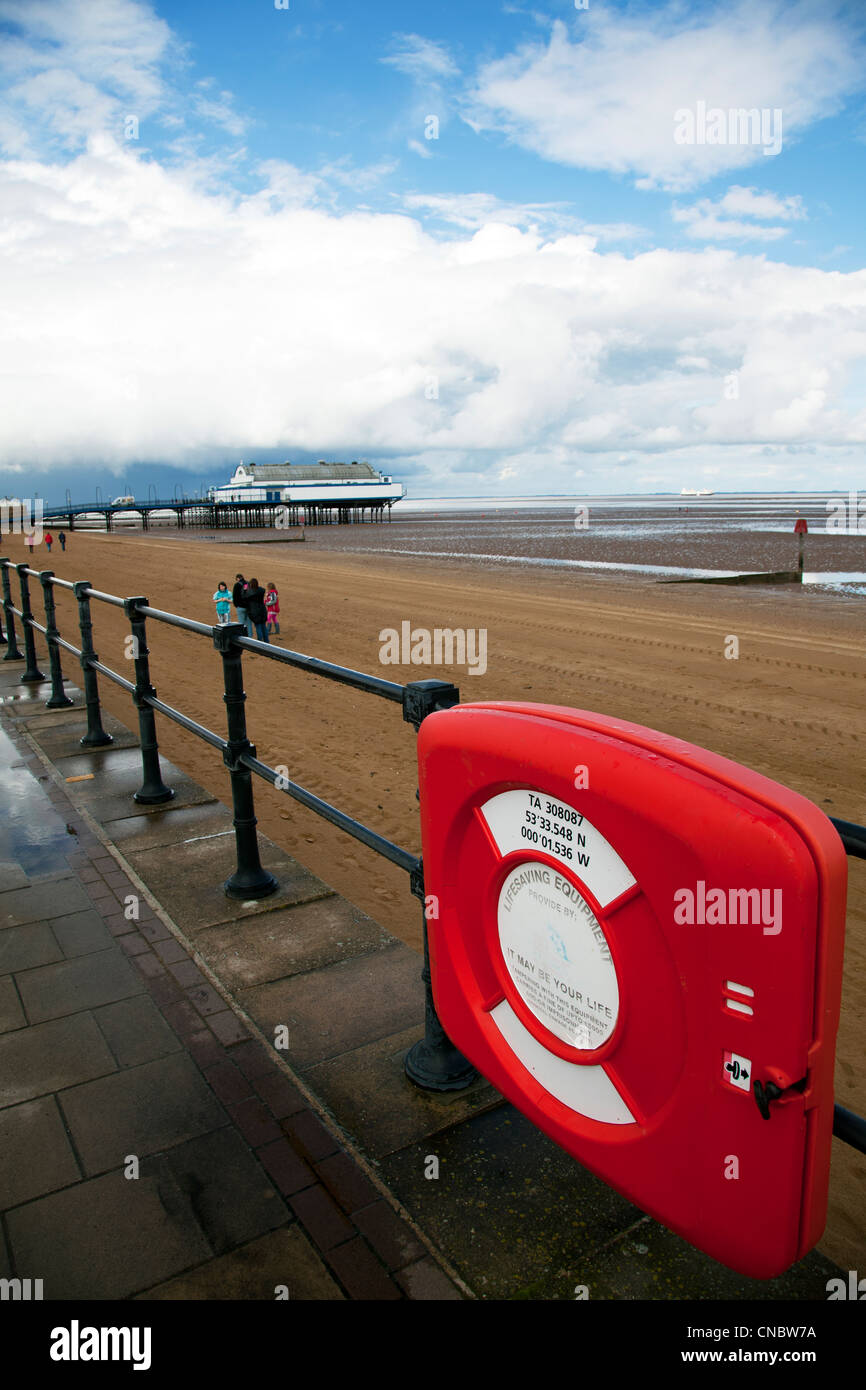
673, 184, 807, 240
0, 0, 177, 154
382, 34, 459, 84
191, 87, 247, 139
717, 186, 806, 222
401, 191, 644, 242
0, 0, 864, 495
466, 4, 865, 190
2, 137, 865, 483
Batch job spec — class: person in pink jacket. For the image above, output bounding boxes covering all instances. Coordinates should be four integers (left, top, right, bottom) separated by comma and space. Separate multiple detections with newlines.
265, 582, 280, 635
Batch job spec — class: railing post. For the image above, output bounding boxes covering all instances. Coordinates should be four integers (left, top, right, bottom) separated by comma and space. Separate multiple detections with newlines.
402, 678, 477, 1092
39, 571, 74, 709
15, 563, 46, 683
123, 597, 174, 804
403, 867, 479, 1092
72, 581, 114, 747
213, 623, 278, 899
0, 560, 23, 660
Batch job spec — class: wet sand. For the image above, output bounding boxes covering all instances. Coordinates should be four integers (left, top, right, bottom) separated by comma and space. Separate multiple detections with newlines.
8, 525, 865, 1272
176, 500, 866, 588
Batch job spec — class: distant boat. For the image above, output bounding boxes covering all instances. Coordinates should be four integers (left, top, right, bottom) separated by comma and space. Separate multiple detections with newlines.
680, 488, 714, 496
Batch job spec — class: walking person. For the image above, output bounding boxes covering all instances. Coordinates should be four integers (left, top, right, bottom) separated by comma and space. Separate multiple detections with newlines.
243, 577, 269, 643
264, 581, 280, 636
25, 532, 34, 554
212, 581, 231, 625
232, 574, 249, 634
58, 531, 66, 552
44, 531, 53, 553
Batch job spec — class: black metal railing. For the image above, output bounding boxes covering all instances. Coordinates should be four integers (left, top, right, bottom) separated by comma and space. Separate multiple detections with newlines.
1, 556, 865, 1126
0, 557, 473, 1090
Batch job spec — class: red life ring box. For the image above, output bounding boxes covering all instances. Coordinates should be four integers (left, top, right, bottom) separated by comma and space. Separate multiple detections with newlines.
417, 702, 847, 1278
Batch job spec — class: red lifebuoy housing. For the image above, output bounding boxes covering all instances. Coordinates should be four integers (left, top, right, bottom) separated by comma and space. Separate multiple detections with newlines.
417, 702, 847, 1277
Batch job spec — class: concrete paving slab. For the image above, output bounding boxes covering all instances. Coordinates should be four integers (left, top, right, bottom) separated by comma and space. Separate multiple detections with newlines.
5, 1168, 213, 1300
306, 1024, 502, 1159
574, 1217, 843, 1301
21, 705, 88, 729
0, 878, 91, 929
125, 833, 334, 933
0, 859, 30, 891
3, 681, 83, 719
239, 942, 426, 1069
0, 682, 55, 712
0, 1012, 117, 1109
58, 1051, 229, 1175
0, 922, 64, 974
93, 995, 183, 1068
195, 895, 394, 989
396, 1257, 464, 1300
380, 1104, 644, 1300
0, 975, 26, 1034
0, 1096, 81, 1208
31, 718, 139, 758
53, 745, 216, 821
16, 947, 142, 1023
144, 1126, 288, 1254
136, 1225, 345, 1300
51, 908, 113, 957
103, 799, 235, 851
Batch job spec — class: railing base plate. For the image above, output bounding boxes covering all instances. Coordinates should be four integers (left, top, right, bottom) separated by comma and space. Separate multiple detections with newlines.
223, 871, 279, 901
404, 1039, 479, 1092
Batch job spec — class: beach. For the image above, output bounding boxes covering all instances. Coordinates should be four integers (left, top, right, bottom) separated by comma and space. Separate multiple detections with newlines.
6, 522, 865, 1270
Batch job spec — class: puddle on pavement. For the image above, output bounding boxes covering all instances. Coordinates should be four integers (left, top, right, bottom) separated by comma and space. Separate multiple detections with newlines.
0, 722, 79, 877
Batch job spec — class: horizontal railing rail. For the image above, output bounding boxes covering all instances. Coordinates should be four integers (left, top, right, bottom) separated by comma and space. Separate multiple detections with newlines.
1, 553, 865, 1126
829, 817, 866, 860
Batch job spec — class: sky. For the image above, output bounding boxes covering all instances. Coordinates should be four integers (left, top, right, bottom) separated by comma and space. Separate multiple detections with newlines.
0, 0, 865, 504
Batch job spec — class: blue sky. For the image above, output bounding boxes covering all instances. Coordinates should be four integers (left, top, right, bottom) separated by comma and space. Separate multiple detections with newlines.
0, 0, 864, 502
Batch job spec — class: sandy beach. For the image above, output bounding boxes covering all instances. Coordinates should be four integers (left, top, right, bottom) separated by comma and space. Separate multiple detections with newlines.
6, 524, 864, 1271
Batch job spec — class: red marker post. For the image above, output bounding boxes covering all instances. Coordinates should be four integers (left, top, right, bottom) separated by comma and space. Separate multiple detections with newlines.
417, 702, 847, 1277
794, 516, 808, 574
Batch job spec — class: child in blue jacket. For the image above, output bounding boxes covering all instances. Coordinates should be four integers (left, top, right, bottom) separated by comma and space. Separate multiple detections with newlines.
213, 582, 231, 624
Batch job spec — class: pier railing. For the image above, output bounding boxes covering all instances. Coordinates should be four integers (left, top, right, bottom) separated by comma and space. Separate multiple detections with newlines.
1, 555, 864, 1132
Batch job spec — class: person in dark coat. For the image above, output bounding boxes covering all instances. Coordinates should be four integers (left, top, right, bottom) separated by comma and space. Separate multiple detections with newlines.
58, 531, 67, 552
232, 574, 250, 634
243, 578, 269, 642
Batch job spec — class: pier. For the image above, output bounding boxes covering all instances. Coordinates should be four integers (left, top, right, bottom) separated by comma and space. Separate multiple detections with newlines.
39, 497, 396, 532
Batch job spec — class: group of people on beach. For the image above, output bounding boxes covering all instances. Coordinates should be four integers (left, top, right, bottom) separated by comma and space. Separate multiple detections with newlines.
213, 574, 280, 642
24, 530, 67, 554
